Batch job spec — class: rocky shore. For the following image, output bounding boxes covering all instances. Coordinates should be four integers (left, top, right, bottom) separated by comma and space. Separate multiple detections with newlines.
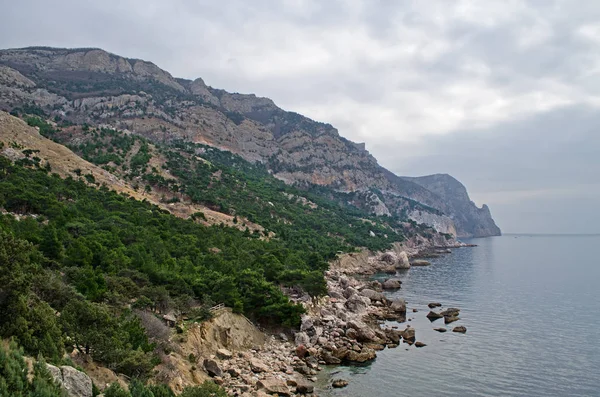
205, 237, 470, 396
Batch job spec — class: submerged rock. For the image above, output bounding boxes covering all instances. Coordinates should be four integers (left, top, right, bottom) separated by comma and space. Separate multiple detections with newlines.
332, 379, 349, 388
453, 326, 467, 333
434, 327, 447, 333
411, 259, 431, 266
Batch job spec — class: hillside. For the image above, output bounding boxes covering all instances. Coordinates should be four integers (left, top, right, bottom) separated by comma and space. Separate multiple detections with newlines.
0, 46, 500, 237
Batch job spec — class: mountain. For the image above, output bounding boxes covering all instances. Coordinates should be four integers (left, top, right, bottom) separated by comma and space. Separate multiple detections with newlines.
403, 174, 502, 238
0, 46, 500, 237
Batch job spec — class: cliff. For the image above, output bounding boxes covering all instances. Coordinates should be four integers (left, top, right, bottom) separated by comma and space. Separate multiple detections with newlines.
0, 46, 500, 237
403, 174, 501, 238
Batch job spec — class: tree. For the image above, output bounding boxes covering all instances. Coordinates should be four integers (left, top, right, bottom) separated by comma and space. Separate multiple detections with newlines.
39, 225, 65, 261
0, 342, 64, 397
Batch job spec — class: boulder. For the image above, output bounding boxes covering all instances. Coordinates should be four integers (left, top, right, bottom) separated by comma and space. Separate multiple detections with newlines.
250, 358, 269, 373
382, 279, 402, 289
346, 348, 376, 362
47, 365, 92, 397
415, 341, 427, 348
295, 331, 310, 346
380, 252, 396, 264
356, 327, 378, 343
389, 298, 406, 314
321, 351, 342, 364
453, 326, 467, 333
256, 377, 291, 396
332, 379, 349, 388
440, 308, 460, 317
434, 327, 447, 333
216, 348, 233, 359
360, 288, 385, 302
401, 328, 415, 342
444, 316, 460, 324
345, 296, 369, 313
428, 302, 442, 308
203, 359, 222, 377
293, 363, 311, 375
296, 344, 308, 358
300, 316, 314, 332
227, 367, 241, 377
426, 311, 443, 321
345, 328, 358, 340
343, 287, 358, 299
296, 380, 315, 394
396, 251, 410, 269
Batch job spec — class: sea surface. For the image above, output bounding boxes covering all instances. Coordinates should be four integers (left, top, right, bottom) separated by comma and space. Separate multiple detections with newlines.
316, 234, 600, 397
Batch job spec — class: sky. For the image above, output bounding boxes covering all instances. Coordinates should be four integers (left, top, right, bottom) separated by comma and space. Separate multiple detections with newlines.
1, 0, 599, 234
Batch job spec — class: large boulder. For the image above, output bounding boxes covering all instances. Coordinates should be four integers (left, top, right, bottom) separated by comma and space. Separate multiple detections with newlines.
300, 316, 314, 331
204, 359, 222, 377
360, 288, 385, 302
396, 251, 410, 269
345, 295, 369, 313
382, 279, 402, 290
216, 348, 233, 359
256, 377, 291, 396
426, 311, 443, 321
346, 348, 376, 362
389, 298, 406, 314
343, 287, 359, 299
47, 365, 92, 397
294, 331, 310, 346
402, 327, 415, 342
250, 358, 269, 373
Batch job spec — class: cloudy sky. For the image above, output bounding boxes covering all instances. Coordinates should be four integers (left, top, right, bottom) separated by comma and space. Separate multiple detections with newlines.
1, 0, 599, 233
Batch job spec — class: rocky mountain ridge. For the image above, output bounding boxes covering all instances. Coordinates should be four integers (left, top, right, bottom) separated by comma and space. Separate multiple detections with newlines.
0, 46, 500, 237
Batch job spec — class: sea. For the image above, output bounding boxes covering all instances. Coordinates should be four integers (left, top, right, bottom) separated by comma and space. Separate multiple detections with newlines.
316, 234, 600, 397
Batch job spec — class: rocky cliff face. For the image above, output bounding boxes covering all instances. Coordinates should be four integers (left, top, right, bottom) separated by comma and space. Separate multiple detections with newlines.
0, 46, 500, 237
403, 174, 501, 238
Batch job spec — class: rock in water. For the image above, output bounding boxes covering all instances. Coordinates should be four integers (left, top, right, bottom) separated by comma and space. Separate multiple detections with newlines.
204, 359, 222, 377
396, 251, 410, 269
411, 259, 431, 266
444, 316, 460, 324
256, 377, 291, 396
453, 326, 467, 333
401, 327, 415, 342
434, 327, 447, 333
426, 311, 443, 321
428, 302, 442, 308
415, 341, 427, 347
390, 298, 407, 314
382, 279, 402, 289
440, 308, 460, 317
332, 379, 349, 388
296, 380, 315, 394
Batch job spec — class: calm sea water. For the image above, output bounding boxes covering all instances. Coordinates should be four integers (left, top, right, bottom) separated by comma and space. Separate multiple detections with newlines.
317, 235, 600, 397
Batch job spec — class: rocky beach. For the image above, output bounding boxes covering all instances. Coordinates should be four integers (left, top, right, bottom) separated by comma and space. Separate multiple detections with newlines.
197, 235, 471, 396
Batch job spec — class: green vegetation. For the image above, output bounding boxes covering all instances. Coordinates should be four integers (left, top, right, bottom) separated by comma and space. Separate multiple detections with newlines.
0, 342, 65, 397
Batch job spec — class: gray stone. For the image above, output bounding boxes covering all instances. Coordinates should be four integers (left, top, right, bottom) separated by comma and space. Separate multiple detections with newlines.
203, 359, 222, 377
382, 279, 402, 289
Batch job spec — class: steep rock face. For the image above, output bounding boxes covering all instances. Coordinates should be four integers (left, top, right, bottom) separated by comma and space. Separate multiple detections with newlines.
403, 174, 501, 237
0, 47, 501, 237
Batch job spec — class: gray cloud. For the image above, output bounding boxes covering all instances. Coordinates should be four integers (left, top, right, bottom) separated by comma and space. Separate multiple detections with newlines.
1, 0, 599, 233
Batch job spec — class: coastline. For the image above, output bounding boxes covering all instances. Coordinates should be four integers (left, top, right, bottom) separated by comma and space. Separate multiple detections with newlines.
206, 234, 470, 396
